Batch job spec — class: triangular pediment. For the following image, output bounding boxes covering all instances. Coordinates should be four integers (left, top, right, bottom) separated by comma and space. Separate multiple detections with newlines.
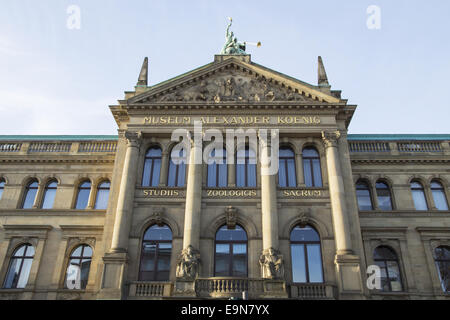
128, 56, 341, 104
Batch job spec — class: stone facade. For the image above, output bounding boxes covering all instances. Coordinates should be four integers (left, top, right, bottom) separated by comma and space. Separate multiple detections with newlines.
0, 54, 448, 300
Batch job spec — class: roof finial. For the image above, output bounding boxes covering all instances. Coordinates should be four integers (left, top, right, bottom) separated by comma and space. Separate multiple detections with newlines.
136, 57, 148, 87
318, 56, 330, 88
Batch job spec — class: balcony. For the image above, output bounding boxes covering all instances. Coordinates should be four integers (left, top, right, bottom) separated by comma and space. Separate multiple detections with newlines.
289, 283, 336, 299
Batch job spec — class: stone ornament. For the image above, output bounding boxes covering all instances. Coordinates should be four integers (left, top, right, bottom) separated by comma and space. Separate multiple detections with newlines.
176, 245, 200, 280
322, 130, 341, 148
148, 69, 311, 103
151, 208, 165, 226
225, 206, 238, 229
259, 247, 285, 280
124, 131, 142, 148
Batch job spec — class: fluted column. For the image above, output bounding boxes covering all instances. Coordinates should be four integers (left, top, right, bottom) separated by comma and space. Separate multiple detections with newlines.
322, 131, 352, 254
159, 151, 169, 186
110, 131, 141, 253
182, 137, 203, 250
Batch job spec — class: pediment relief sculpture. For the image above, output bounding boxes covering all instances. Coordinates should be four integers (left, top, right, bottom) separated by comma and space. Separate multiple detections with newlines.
141, 69, 315, 104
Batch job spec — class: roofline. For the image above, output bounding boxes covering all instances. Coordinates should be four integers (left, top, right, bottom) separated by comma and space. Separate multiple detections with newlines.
0, 134, 449, 142
347, 134, 450, 141
0, 135, 119, 141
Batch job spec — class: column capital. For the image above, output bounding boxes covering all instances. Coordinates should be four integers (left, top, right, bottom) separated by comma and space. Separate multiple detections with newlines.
321, 130, 341, 148
124, 131, 142, 148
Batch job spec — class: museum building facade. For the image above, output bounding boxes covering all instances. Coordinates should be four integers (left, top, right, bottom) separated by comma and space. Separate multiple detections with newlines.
0, 54, 449, 300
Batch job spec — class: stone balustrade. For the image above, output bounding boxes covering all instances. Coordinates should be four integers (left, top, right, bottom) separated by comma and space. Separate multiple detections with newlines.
289, 283, 335, 299
128, 281, 172, 298
349, 140, 449, 154
0, 141, 117, 154
195, 277, 265, 298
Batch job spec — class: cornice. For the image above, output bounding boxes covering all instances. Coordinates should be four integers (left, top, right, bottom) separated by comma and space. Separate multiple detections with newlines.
351, 158, 450, 164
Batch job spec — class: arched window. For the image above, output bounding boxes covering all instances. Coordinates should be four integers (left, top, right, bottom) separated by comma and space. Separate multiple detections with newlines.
139, 224, 172, 281
75, 181, 91, 209
94, 181, 110, 209
64, 245, 93, 289
22, 180, 39, 209
207, 148, 227, 187
434, 246, 449, 292
41, 180, 58, 209
356, 180, 373, 211
168, 148, 186, 187
3, 244, 35, 289
290, 225, 323, 283
373, 246, 403, 292
215, 225, 248, 277
236, 147, 256, 187
431, 181, 449, 211
278, 147, 296, 187
411, 181, 428, 210
0, 178, 5, 200
142, 147, 162, 187
376, 181, 393, 210
302, 147, 322, 187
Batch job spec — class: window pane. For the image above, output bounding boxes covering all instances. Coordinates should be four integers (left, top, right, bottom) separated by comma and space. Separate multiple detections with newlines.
236, 164, 245, 187
80, 259, 91, 289
83, 245, 93, 257
290, 225, 320, 242
303, 159, 313, 187
142, 159, 152, 187
16, 259, 33, 289
144, 225, 172, 241
387, 261, 403, 292
431, 184, 449, 211
0, 180, 5, 200
23, 183, 38, 209
218, 163, 227, 187
247, 164, 256, 187
356, 183, 373, 211
215, 244, 230, 276
141, 244, 156, 271
287, 159, 297, 187
41, 184, 57, 209
278, 159, 287, 187
168, 161, 177, 187
151, 159, 161, 187
435, 261, 449, 292
177, 162, 186, 187
307, 244, 323, 283
232, 244, 247, 277
312, 159, 322, 187
291, 244, 306, 283
24, 245, 35, 257
3, 258, 21, 288
374, 246, 397, 260
94, 183, 110, 210
75, 182, 91, 209
412, 189, 428, 210
207, 161, 217, 187
216, 225, 247, 241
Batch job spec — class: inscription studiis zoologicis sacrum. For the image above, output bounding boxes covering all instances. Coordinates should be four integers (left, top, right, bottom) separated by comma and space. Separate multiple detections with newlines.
143, 116, 321, 125
141, 189, 322, 198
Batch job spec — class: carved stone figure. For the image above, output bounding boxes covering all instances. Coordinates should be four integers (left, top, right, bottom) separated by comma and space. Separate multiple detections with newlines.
176, 245, 200, 280
259, 247, 285, 280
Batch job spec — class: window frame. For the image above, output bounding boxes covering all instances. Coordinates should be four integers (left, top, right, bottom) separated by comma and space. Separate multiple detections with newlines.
433, 245, 450, 293
235, 147, 257, 188
207, 148, 228, 188
74, 180, 92, 209
289, 225, 324, 284
373, 246, 404, 292
214, 225, 248, 278
41, 179, 58, 209
21, 179, 39, 209
302, 147, 322, 188
278, 147, 296, 187
142, 147, 162, 187
356, 180, 374, 211
94, 180, 111, 210
2, 243, 35, 289
0, 178, 5, 200
138, 224, 173, 281
410, 180, 429, 210
167, 148, 186, 187
64, 244, 93, 290
375, 180, 393, 211
430, 180, 449, 211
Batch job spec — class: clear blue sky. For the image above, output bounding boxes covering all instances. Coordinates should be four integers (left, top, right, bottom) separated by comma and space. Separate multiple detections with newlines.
1, 0, 449, 135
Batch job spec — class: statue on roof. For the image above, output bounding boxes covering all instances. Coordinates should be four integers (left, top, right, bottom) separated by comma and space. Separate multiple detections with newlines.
221, 17, 247, 55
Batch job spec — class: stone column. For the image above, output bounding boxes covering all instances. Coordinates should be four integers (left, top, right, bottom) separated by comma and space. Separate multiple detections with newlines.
110, 131, 142, 253
182, 137, 203, 251
322, 131, 364, 297
321, 131, 352, 254
159, 151, 169, 186
295, 152, 305, 187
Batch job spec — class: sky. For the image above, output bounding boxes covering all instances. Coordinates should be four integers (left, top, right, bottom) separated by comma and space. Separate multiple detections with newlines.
0, 0, 449, 135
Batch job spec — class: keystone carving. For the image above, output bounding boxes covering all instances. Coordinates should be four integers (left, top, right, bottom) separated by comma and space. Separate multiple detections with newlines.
225, 206, 238, 229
